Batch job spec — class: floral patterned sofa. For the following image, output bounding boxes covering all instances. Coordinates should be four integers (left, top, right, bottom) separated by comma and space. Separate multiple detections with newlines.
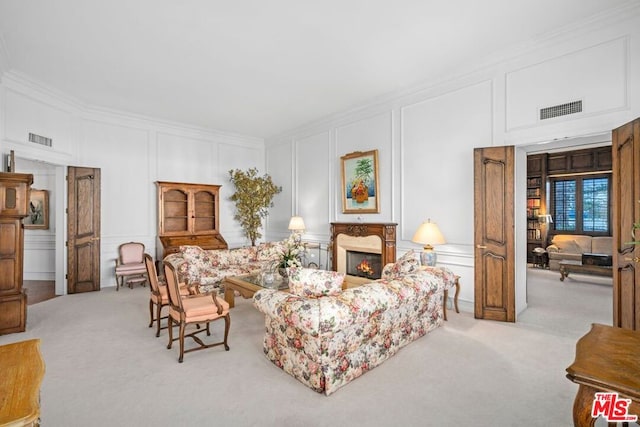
163, 240, 287, 294
252, 251, 456, 396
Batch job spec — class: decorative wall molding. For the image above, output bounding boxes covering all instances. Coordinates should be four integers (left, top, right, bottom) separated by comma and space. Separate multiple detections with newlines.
266, 3, 640, 144
505, 36, 629, 132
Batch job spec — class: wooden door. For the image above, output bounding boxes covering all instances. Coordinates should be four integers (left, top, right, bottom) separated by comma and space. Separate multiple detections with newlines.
474, 146, 515, 322
612, 118, 640, 330
67, 167, 101, 293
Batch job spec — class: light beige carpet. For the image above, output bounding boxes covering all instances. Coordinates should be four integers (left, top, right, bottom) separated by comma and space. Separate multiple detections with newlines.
0, 268, 613, 426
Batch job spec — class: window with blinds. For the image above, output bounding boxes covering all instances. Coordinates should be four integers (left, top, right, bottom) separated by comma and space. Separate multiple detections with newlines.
582, 177, 609, 232
550, 174, 611, 235
553, 180, 576, 231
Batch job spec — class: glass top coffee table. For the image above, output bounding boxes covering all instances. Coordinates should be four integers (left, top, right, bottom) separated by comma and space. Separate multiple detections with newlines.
223, 273, 289, 308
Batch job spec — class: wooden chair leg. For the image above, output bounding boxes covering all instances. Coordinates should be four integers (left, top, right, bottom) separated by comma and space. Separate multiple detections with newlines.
167, 317, 173, 349
148, 300, 154, 328
223, 314, 230, 351
155, 304, 162, 337
179, 322, 186, 363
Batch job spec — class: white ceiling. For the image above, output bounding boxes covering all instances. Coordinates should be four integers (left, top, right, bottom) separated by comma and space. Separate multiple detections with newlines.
0, 0, 633, 139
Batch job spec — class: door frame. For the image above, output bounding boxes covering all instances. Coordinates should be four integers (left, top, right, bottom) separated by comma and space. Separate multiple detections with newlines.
518, 133, 614, 317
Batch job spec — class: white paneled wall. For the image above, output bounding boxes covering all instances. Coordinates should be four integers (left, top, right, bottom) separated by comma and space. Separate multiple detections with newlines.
265, 9, 640, 313
400, 80, 493, 246
18, 159, 57, 281
296, 132, 331, 241
0, 75, 264, 293
335, 112, 393, 223
506, 37, 628, 131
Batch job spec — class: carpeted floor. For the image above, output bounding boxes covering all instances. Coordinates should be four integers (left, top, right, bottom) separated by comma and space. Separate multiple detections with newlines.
0, 268, 613, 427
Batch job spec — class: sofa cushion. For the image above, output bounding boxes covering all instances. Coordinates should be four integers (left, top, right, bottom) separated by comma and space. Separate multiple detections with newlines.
591, 237, 613, 255
223, 246, 258, 264
179, 245, 218, 280
381, 249, 421, 280
288, 267, 345, 298
551, 235, 593, 254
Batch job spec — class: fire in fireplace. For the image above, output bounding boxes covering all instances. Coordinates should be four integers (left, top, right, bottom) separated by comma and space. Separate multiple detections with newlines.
346, 250, 382, 279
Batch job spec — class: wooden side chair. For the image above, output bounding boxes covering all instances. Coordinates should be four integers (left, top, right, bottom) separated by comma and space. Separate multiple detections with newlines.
144, 254, 191, 337
163, 261, 230, 362
115, 242, 147, 291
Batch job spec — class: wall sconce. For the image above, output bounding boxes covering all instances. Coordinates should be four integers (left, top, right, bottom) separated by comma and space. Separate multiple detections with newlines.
411, 219, 446, 266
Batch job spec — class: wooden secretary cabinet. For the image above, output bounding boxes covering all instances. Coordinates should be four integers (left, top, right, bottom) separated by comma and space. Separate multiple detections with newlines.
0, 172, 33, 335
157, 181, 228, 258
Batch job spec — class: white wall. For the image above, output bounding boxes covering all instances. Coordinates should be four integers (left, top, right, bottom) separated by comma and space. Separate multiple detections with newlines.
0, 73, 265, 294
265, 7, 640, 315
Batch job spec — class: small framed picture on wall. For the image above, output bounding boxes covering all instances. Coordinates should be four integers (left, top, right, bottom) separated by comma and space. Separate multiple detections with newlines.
24, 189, 49, 230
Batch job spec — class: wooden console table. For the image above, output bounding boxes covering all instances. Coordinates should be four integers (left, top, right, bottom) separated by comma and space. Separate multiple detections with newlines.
0, 339, 45, 426
566, 324, 640, 426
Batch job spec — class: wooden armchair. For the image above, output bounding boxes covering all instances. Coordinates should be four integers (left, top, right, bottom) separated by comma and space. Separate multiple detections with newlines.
115, 242, 147, 291
144, 254, 191, 337
163, 261, 230, 362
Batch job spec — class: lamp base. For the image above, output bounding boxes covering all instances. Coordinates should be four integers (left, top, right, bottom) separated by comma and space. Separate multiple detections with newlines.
420, 249, 437, 267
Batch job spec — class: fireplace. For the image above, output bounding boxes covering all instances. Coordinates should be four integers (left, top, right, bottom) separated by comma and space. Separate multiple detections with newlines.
346, 250, 383, 279
330, 222, 397, 276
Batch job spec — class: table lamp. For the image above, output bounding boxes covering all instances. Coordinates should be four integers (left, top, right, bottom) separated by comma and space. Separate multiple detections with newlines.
288, 216, 305, 242
412, 219, 446, 266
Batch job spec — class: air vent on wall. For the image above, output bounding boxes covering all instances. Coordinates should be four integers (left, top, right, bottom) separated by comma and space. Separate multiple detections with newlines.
540, 100, 582, 120
28, 132, 52, 147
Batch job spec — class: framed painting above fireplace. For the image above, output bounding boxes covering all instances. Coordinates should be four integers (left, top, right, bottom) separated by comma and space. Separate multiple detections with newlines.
341, 149, 380, 214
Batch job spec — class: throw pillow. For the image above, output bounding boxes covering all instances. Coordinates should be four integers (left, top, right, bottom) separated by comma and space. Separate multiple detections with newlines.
555, 239, 582, 254
287, 267, 345, 298
381, 249, 421, 280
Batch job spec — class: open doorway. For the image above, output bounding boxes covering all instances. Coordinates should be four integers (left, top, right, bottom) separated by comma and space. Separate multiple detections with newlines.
14, 157, 67, 297
519, 134, 613, 335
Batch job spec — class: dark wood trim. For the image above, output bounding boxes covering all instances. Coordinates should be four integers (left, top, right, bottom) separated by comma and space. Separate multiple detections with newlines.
329, 222, 397, 271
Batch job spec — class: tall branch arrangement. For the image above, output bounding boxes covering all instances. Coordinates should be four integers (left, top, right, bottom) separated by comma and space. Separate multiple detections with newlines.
228, 168, 282, 246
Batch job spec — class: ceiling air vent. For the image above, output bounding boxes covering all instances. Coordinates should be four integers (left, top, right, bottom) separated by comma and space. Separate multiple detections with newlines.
540, 100, 582, 120
28, 132, 52, 147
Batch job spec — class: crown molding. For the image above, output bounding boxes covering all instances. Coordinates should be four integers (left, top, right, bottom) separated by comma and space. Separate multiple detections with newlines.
1, 70, 264, 145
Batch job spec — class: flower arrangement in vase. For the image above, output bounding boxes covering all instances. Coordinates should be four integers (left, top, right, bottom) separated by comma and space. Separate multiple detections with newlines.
277, 234, 304, 277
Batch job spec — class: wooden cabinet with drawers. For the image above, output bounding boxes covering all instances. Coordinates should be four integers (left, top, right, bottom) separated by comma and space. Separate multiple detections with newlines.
156, 181, 228, 258
0, 172, 33, 335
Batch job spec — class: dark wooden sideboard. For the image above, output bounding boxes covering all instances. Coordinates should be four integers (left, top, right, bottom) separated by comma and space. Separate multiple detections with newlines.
0, 172, 33, 335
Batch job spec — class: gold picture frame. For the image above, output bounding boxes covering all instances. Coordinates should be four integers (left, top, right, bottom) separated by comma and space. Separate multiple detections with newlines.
24, 189, 49, 230
341, 149, 380, 214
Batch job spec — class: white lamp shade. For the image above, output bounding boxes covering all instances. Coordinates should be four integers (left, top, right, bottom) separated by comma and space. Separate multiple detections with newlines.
288, 216, 306, 231
411, 220, 446, 247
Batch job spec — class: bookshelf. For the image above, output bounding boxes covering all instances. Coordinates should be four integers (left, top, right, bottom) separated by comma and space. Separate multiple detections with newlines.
526, 154, 547, 263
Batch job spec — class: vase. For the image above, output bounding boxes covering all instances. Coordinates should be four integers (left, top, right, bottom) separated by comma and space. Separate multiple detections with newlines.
278, 267, 288, 278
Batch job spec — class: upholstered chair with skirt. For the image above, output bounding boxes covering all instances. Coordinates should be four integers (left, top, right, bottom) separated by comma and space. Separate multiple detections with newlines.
115, 242, 147, 291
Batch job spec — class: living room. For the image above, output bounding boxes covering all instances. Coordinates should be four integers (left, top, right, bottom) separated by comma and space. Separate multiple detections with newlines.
1, 2, 640, 425
1, 2, 637, 310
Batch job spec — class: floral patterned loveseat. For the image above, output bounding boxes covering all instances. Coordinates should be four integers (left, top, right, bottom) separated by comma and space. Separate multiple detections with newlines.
163, 240, 287, 294
252, 252, 456, 396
